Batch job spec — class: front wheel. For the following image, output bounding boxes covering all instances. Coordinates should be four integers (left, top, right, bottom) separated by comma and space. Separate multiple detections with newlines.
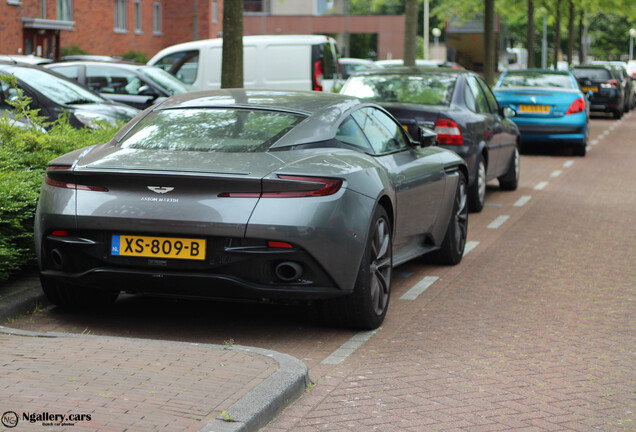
318, 206, 392, 330
468, 158, 486, 212
431, 172, 468, 265
498, 146, 520, 190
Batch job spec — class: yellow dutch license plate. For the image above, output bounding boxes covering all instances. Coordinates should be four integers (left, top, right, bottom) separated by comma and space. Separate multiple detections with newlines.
111, 235, 206, 260
582, 86, 598, 93
519, 104, 550, 114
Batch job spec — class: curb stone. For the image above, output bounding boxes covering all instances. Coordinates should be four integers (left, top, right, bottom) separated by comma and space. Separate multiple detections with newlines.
0, 326, 309, 432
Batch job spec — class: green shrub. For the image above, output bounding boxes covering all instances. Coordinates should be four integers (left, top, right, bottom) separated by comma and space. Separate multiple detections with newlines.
60, 45, 89, 57
119, 50, 149, 64
0, 75, 121, 282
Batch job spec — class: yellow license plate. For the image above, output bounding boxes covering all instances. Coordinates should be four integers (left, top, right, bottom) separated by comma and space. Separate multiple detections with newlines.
111, 235, 206, 260
582, 86, 598, 93
519, 104, 550, 114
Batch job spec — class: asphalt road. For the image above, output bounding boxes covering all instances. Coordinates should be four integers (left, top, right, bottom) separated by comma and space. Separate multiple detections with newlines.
7, 112, 636, 431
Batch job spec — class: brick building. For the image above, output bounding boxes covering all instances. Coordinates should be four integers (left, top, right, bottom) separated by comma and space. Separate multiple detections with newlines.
1, 0, 403, 61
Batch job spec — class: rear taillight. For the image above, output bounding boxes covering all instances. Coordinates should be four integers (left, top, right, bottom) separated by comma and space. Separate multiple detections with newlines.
434, 118, 464, 145
566, 97, 586, 115
313, 60, 324, 91
44, 167, 109, 192
268, 241, 293, 248
51, 230, 69, 236
219, 175, 343, 198
601, 79, 618, 88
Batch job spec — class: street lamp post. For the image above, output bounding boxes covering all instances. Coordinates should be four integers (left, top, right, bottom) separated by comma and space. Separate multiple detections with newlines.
432, 28, 441, 61
630, 28, 636, 62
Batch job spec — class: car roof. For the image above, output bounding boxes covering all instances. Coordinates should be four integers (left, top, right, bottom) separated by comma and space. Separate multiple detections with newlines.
503, 68, 571, 74
46, 61, 145, 70
571, 64, 612, 69
350, 66, 467, 76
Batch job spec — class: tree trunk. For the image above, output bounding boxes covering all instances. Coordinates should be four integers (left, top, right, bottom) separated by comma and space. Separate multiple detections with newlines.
221, 0, 243, 89
553, 0, 561, 70
403, 0, 418, 66
567, 0, 574, 66
484, 0, 495, 85
526, 0, 535, 68
577, 11, 584, 64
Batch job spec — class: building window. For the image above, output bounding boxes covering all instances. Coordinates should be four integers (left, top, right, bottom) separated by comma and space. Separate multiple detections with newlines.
134, 0, 142, 33
244, 0, 264, 13
153, 2, 162, 35
115, 0, 128, 32
57, 0, 72, 21
212, 0, 218, 24
40, 0, 46, 18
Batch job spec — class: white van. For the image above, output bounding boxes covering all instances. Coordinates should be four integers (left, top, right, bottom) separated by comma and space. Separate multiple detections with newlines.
147, 35, 342, 92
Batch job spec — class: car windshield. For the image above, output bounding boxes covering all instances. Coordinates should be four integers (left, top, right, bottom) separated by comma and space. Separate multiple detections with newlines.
342, 73, 455, 106
571, 68, 613, 81
139, 67, 192, 95
498, 72, 575, 88
119, 108, 305, 152
2, 65, 104, 104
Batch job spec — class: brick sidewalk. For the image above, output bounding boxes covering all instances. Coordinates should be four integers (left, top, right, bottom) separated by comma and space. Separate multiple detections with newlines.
0, 328, 304, 432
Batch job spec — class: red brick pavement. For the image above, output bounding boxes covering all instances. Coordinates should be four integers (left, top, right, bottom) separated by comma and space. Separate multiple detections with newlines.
261, 114, 636, 431
0, 330, 277, 431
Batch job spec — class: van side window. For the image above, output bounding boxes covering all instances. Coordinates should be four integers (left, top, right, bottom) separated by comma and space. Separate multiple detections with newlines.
153, 50, 199, 85
321, 44, 336, 80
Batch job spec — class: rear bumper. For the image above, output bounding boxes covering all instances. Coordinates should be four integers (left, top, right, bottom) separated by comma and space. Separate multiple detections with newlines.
512, 113, 587, 143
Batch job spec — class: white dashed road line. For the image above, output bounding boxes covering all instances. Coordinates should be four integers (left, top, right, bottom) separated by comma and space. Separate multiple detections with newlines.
563, 160, 575, 168
322, 330, 377, 365
487, 215, 510, 229
514, 195, 532, 207
550, 170, 562, 178
400, 276, 439, 301
463, 241, 480, 256
534, 181, 549, 190
591, 139, 599, 146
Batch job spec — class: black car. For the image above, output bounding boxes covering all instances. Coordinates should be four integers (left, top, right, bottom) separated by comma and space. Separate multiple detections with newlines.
45, 61, 192, 110
571, 65, 625, 119
0, 61, 139, 129
341, 67, 520, 212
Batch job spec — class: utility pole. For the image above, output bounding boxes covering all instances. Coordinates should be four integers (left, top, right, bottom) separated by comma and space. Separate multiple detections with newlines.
423, 0, 429, 60
541, 16, 547, 69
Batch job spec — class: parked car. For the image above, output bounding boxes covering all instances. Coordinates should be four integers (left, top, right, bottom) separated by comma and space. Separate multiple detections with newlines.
341, 67, 520, 212
0, 54, 52, 65
35, 90, 468, 330
571, 64, 625, 119
45, 61, 192, 109
608, 62, 635, 111
493, 69, 589, 156
148, 35, 343, 92
339, 58, 380, 79
0, 61, 139, 129
56, 55, 134, 63
627, 60, 636, 79
375, 59, 464, 69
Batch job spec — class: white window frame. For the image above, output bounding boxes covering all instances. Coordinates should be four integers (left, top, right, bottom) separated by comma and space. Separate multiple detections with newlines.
152, 2, 162, 35
57, 0, 72, 21
134, 0, 142, 33
114, 0, 128, 33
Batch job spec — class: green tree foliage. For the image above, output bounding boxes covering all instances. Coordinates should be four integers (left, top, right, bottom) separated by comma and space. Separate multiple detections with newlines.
0, 75, 121, 282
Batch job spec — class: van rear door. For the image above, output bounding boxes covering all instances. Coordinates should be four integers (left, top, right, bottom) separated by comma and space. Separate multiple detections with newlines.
311, 39, 342, 92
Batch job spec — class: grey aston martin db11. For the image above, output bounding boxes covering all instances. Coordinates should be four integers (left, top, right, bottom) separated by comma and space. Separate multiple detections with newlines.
35, 90, 468, 329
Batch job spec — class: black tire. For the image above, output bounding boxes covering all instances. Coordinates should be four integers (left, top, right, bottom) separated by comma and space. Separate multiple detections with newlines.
431, 172, 468, 265
318, 206, 392, 330
468, 158, 486, 212
572, 143, 586, 157
41, 276, 119, 310
498, 146, 520, 191
613, 108, 623, 119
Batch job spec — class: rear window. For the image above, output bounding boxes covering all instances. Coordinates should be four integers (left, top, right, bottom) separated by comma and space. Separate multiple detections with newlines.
342, 73, 456, 106
498, 72, 574, 89
119, 108, 305, 152
571, 68, 612, 81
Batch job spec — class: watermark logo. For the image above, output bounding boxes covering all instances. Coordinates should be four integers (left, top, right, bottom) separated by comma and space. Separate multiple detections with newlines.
1, 411, 18, 428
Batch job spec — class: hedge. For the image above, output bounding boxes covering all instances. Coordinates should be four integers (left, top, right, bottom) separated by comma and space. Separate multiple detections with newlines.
0, 75, 121, 282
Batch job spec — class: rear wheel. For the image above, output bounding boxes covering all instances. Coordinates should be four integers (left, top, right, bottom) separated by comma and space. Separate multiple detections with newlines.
468, 158, 486, 212
318, 206, 392, 330
613, 108, 623, 119
41, 277, 119, 309
572, 143, 587, 157
431, 172, 468, 265
498, 146, 520, 191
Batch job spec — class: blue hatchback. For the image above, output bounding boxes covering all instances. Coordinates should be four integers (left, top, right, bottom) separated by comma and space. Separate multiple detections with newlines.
493, 69, 589, 156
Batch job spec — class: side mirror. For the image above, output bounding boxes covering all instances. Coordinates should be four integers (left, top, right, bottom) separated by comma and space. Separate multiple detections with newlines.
502, 106, 517, 118
138, 85, 159, 98
419, 127, 438, 147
